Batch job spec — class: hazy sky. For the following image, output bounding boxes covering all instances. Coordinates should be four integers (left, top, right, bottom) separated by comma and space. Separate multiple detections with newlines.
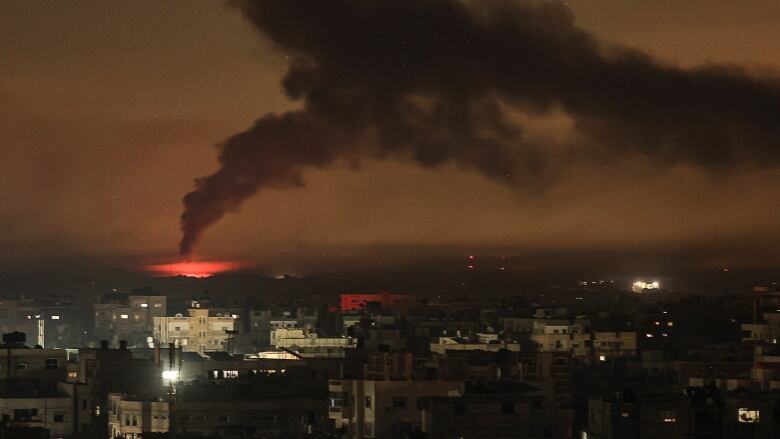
2, 0, 780, 275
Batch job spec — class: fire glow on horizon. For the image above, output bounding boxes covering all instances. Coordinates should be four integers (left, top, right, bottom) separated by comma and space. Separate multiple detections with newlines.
144, 261, 245, 278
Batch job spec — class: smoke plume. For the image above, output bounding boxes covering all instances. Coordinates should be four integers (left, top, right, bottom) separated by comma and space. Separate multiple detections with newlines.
179, 0, 780, 256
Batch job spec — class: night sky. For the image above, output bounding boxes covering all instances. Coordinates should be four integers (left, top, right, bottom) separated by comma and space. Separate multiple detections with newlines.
2, 1, 780, 277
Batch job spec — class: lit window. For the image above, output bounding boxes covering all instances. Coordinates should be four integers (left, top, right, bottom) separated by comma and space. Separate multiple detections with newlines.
621, 412, 629, 418
120, 314, 128, 319
654, 321, 660, 326
660, 410, 676, 423
154, 303, 162, 308
667, 322, 674, 327
599, 355, 606, 362
646, 333, 653, 338
737, 408, 760, 423
140, 303, 148, 308
51, 315, 60, 320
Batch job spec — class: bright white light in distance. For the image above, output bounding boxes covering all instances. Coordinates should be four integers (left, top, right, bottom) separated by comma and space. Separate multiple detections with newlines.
162, 370, 179, 380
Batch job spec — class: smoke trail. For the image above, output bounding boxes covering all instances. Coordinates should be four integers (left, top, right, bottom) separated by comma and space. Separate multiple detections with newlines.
179, 0, 780, 256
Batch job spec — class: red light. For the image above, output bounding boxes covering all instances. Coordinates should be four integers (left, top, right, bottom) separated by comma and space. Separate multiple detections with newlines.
145, 261, 245, 278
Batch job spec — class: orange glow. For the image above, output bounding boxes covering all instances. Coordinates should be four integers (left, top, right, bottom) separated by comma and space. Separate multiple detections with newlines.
145, 261, 245, 278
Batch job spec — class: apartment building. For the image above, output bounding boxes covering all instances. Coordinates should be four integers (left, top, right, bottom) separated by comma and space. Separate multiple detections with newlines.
153, 302, 235, 353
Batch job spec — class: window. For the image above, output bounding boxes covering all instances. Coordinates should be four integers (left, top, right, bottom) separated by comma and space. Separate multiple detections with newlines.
125, 416, 130, 426
51, 315, 60, 320
392, 397, 407, 408
120, 314, 129, 319
16, 362, 28, 371
737, 408, 760, 423
13, 408, 38, 421
45, 358, 59, 370
132, 415, 137, 426
218, 415, 230, 423
660, 410, 676, 423
365, 396, 372, 408
154, 303, 162, 308
174, 326, 181, 331
53, 413, 65, 422
140, 303, 148, 308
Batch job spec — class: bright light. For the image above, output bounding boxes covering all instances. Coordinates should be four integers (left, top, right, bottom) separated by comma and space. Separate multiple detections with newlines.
738, 408, 760, 423
162, 370, 179, 380
145, 261, 247, 278
140, 303, 148, 308
120, 314, 128, 319
599, 355, 606, 362
632, 280, 660, 293
51, 315, 60, 320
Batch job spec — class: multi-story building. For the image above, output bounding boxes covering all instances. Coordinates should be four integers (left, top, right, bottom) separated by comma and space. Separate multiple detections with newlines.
430, 335, 521, 354
107, 393, 169, 439
530, 319, 591, 358
329, 378, 463, 438
593, 331, 637, 362
153, 301, 235, 353
0, 296, 83, 348
93, 291, 166, 347
585, 391, 691, 439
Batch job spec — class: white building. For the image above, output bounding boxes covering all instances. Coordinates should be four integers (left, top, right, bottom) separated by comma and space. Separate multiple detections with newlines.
153, 302, 235, 353
429, 336, 521, 354
108, 393, 169, 439
530, 320, 591, 358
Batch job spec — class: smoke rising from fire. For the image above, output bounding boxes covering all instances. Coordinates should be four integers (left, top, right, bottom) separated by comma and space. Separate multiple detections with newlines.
179, 0, 780, 256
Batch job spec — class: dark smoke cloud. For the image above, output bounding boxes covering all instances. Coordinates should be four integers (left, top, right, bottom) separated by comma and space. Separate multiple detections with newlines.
179, 0, 780, 256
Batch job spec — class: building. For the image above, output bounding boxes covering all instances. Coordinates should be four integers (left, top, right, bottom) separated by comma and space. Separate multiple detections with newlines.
530, 319, 591, 358
430, 336, 521, 354
340, 293, 411, 313
329, 379, 463, 438
585, 390, 691, 439
270, 328, 356, 358
93, 291, 166, 347
153, 301, 235, 353
107, 393, 169, 439
0, 384, 74, 438
593, 331, 637, 362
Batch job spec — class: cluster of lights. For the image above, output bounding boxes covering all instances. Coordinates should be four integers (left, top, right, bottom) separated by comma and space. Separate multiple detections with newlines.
632, 281, 660, 293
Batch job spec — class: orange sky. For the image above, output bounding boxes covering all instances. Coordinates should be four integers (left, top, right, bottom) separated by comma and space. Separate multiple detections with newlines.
1, 0, 779, 274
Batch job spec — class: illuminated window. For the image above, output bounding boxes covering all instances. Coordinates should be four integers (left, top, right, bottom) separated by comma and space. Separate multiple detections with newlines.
140, 303, 148, 308
646, 333, 653, 338
120, 314, 128, 319
737, 408, 760, 423
599, 355, 606, 362
660, 410, 676, 423
51, 315, 60, 320
223, 370, 239, 379
154, 303, 162, 308
667, 322, 674, 327
621, 412, 629, 418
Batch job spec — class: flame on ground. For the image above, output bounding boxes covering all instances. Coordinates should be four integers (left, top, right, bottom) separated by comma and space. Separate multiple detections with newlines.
144, 261, 245, 278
